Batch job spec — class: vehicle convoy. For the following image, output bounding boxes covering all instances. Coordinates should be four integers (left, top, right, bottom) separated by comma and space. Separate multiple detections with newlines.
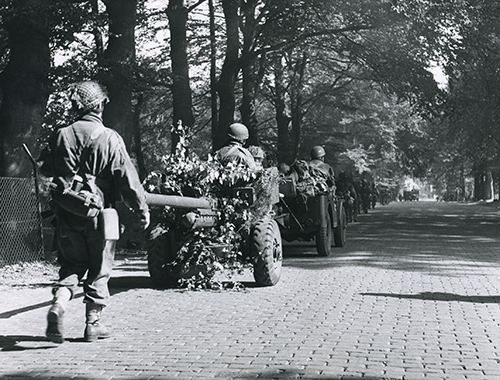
403, 189, 420, 201
275, 162, 347, 256
145, 172, 283, 288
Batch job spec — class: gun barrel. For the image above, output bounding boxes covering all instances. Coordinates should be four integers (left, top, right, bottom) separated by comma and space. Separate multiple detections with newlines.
145, 192, 213, 209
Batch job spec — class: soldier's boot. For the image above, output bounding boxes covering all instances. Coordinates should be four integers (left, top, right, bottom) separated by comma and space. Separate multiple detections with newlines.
83, 303, 111, 342
46, 287, 71, 344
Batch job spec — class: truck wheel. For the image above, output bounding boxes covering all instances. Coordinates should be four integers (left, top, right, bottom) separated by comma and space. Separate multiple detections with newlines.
147, 232, 181, 288
334, 205, 347, 247
316, 212, 333, 257
251, 218, 282, 286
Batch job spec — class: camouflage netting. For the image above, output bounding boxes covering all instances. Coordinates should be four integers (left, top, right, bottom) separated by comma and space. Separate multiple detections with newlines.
288, 160, 331, 198
143, 130, 277, 289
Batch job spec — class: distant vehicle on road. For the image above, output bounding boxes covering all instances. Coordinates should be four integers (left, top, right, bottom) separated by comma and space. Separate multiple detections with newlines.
403, 189, 420, 201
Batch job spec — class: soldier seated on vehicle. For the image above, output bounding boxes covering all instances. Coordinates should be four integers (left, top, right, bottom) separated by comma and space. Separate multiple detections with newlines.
248, 145, 266, 170
216, 123, 256, 170
308, 145, 335, 191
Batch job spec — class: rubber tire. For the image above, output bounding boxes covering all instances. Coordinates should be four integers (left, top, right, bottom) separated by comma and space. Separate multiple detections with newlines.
334, 205, 347, 247
251, 218, 282, 286
316, 212, 333, 257
147, 233, 181, 288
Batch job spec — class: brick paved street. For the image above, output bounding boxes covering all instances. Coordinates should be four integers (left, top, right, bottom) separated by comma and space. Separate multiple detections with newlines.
1, 201, 500, 380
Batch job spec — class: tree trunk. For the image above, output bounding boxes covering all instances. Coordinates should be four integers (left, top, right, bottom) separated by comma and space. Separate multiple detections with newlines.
239, 0, 258, 146
132, 93, 146, 180
209, 0, 219, 146
473, 162, 492, 200
167, 0, 195, 152
101, 0, 137, 149
91, 0, 105, 61
473, 168, 482, 201
273, 57, 292, 164
459, 162, 466, 201
485, 167, 494, 200
215, 0, 240, 150
289, 53, 308, 162
0, 0, 50, 177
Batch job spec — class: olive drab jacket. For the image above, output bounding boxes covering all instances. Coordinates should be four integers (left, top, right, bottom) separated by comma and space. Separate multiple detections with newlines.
216, 142, 257, 170
309, 159, 335, 188
38, 112, 148, 216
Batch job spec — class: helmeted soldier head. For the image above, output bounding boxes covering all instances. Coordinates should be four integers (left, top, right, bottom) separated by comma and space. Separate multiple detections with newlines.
68, 81, 109, 115
278, 162, 291, 175
310, 145, 326, 161
227, 123, 249, 144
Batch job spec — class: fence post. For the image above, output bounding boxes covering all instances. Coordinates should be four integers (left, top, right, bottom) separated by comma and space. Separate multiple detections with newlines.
22, 144, 44, 259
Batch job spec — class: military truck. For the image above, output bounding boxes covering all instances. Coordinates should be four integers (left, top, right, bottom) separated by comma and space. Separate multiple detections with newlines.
145, 174, 282, 288
403, 189, 419, 201
275, 174, 347, 256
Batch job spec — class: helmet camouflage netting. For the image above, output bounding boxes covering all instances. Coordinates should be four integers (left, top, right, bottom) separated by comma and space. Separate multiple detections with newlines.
68, 81, 109, 113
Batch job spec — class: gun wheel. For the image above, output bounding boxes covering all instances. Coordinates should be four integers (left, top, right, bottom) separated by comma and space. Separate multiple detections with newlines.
316, 211, 333, 257
251, 218, 282, 286
147, 232, 181, 288
334, 204, 347, 247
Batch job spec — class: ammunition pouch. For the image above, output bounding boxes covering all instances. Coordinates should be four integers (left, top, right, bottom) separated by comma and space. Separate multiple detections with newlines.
51, 175, 103, 219
52, 188, 103, 218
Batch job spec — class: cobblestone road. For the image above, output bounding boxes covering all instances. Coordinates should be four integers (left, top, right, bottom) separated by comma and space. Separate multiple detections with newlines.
1, 201, 500, 380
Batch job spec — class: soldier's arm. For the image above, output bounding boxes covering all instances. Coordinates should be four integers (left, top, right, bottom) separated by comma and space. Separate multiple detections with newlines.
108, 133, 149, 221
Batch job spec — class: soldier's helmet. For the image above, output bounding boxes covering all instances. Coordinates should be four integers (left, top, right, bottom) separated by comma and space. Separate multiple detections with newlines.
310, 145, 326, 159
69, 81, 109, 113
228, 123, 249, 141
248, 145, 265, 160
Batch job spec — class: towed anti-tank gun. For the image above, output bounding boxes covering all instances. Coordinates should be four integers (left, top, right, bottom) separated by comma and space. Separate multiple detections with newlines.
144, 168, 283, 288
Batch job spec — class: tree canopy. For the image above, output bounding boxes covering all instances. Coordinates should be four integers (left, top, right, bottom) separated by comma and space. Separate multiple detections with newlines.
0, 0, 498, 200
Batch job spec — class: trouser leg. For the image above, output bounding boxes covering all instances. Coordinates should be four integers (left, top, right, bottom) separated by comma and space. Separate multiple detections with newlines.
83, 229, 115, 307
55, 222, 89, 298
46, 220, 88, 344
83, 227, 115, 341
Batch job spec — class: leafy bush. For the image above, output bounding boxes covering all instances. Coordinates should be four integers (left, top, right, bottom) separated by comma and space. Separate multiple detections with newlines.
143, 127, 277, 289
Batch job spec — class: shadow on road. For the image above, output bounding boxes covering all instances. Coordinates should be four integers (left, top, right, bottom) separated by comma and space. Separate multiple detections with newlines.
0, 335, 57, 352
0, 293, 84, 320
361, 291, 500, 303
283, 202, 500, 275
109, 275, 152, 292
0, 373, 90, 380
227, 368, 390, 380
0, 369, 392, 380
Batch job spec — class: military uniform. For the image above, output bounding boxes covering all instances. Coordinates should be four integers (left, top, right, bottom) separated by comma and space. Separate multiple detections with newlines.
309, 159, 335, 189
216, 142, 256, 170
39, 112, 148, 307
336, 173, 357, 223
359, 179, 372, 213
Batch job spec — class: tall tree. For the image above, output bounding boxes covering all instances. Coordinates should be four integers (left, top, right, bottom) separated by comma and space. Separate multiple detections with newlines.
100, 0, 137, 149
239, 0, 259, 146
167, 0, 195, 152
208, 0, 218, 146
215, 0, 240, 150
0, 0, 50, 177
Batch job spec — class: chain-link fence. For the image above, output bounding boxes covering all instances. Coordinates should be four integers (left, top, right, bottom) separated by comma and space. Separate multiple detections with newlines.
0, 177, 43, 266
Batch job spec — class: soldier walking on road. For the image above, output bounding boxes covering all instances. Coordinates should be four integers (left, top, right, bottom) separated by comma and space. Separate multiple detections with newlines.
336, 171, 358, 223
38, 81, 150, 343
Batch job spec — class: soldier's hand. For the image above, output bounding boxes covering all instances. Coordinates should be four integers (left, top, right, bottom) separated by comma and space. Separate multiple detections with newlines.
138, 210, 150, 230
